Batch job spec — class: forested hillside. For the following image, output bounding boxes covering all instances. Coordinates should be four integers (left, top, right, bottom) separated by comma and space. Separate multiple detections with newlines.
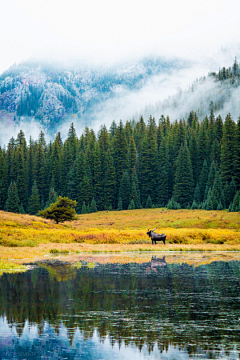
0, 110, 239, 214
0, 57, 184, 133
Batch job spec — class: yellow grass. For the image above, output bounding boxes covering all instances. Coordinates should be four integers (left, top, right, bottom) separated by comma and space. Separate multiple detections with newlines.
0, 209, 239, 264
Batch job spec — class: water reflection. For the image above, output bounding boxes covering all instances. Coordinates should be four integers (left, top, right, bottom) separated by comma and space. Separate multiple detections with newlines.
0, 254, 240, 359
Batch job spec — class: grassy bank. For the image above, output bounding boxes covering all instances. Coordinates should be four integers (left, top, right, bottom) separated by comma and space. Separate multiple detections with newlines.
0, 209, 239, 263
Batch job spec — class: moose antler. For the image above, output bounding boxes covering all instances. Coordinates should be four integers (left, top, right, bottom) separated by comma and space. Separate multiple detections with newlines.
152, 227, 157, 232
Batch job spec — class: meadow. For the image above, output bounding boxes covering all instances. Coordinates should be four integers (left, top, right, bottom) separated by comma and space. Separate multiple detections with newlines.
0, 208, 239, 265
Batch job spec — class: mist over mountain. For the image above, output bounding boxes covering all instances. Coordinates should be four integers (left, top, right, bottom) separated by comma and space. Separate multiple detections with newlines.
0, 56, 240, 144
0, 57, 188, 142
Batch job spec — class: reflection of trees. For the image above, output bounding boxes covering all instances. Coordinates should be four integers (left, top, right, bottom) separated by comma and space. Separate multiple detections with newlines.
0, 261, 240, 357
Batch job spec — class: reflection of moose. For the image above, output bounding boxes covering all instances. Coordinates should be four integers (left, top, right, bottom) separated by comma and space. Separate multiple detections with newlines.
147, 228, 166, 244
147, 256, 167, 272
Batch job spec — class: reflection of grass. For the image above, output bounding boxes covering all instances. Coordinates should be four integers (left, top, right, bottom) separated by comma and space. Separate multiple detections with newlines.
0, 260, 27, 276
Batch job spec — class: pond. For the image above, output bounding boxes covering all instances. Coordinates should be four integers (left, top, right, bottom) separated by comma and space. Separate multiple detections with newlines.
0, 252, 240, 359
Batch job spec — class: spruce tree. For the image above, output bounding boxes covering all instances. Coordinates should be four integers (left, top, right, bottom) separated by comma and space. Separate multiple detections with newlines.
118, 171, 131, 210
5, 182, 20, 213
157, 137, 169, 206
28, 181, 41, 215
145, 195, 153, 208
173, 142, 194, 207
117, 197, 123, 211
81, 201, 87, 214
90, 198, 98, 213
224, 178, 237, 208
199, 160, 209, 201
220, 113, 236, 184
236, 118, 240, 189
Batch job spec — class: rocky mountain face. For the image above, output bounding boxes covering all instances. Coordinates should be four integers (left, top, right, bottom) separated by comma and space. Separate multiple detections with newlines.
0, 58, 185, 135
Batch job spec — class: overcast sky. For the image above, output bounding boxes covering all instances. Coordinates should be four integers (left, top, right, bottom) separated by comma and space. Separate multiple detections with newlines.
1, 0, 240, 73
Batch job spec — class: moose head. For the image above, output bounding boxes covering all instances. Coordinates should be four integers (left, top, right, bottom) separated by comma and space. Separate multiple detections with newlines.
147, 227, 157, 237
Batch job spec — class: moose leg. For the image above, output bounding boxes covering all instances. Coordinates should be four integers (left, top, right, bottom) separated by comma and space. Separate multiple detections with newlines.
152, 239, 154, 245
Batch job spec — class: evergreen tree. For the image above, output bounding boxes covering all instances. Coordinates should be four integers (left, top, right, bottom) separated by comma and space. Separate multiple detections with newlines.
117, 197, 123, 211
220, 113, 236, 184
145, 195, 153, 208
90, 198, 98, 213
128, 199, 135, 210
28, 181, 41, 215
193, 183, 201, 204
173, 143, 194, 207
114, 120, 128, 186
103, 149, 116, 209
157, 137, 169, 206
199, 160, 209, 201
5, 182, 20, 213
16, 148, 28, 211
224, 178, 237, 208
118, 171, 131, 210
81, 201, 87, 214
232, 191, 240, 212
210, 171, 224, 209
236, 118, 240, 189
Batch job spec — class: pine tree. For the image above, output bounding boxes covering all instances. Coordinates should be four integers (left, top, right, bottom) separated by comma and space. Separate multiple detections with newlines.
90, 198, 98, 213
224, 178, 237, 208
236, 118, 240, 189
117, 197, 123, 211
220, 113, 236, 184
145, 195, 153, 208
199, 160, 209, 201
118, 171, 131, 210
114, 120, 128, 187
128, 135, 137, 174
193, 183, 201, 204
140, 116, 158, 204
92, 142, 102, 209
173, 142, 194, 207
16, 147, 28, 211
130, 169, 141, 209
81, 201, 87, 214
5, 182, 20, 213
210, 171, 224, 209
28, 181, 41, 215
103, 149, 116, 209
157, 137, 169, 206
232, 191, 240, 212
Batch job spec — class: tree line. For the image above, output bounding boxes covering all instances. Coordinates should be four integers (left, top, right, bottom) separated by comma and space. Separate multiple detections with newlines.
0, 110, 240, 215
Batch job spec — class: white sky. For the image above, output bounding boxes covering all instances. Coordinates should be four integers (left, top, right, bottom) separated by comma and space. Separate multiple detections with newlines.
1, 0, 240, 72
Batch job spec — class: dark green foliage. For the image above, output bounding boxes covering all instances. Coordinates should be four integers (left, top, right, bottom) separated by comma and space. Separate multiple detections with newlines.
167, 197, 181, 210
0, 111, 238, 213
4, 182, 20, 213
199, 160, 209, 202
232, 191, 240, 212
220, 114, 236, 184
81, 201, 87, 214
157, 137, 169, 206
173, 143, 194, 207
128, 199, 135, 210
119, 171, 131, 210
38, 196, 77, 223
130, 169, 141, 209
117, 197, 123, 211
28, 181, 41, 215
145, 195, 153, 208
90, 198, 98, 213
224, 178, 237, 208
193, 183, 201, 204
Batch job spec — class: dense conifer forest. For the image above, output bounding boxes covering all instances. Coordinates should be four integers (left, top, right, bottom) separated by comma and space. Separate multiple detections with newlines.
0, 107, 239, 215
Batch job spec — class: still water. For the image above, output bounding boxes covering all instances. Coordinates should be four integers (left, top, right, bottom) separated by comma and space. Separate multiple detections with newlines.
0, 252, 240, 359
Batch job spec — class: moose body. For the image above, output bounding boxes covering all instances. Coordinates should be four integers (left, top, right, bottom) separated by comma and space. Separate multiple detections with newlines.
147, 228, 166, 245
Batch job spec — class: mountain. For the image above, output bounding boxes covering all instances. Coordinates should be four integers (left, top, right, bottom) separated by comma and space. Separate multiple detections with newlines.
0, 57, 187, 136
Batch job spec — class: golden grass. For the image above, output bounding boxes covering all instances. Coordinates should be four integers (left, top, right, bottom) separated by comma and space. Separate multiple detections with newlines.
0, 209, 239, 263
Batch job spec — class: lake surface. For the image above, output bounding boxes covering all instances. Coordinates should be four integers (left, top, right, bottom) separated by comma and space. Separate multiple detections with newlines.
0, 252, 240, 359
